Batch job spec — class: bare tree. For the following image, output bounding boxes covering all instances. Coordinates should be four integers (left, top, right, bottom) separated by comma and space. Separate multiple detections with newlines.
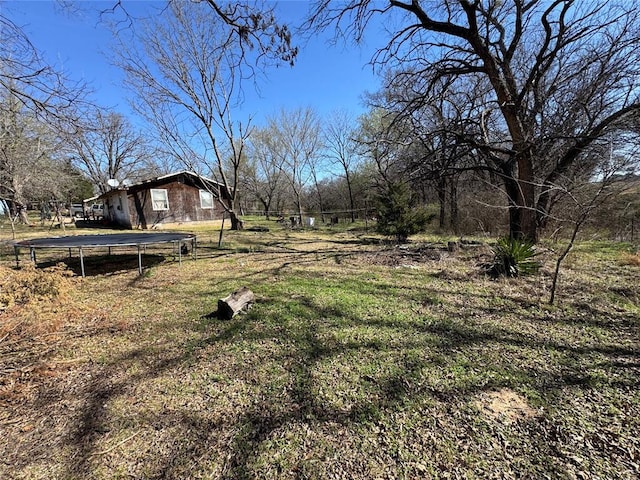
0, 92, 76, 234
65, 110, 152, 194
308, 147, 329, 223
244, 127, 288, 219
197, 0, 297, 68
114, 2, 253, 229
110, 1, 299, 230
266, 108, 322, 225
0, 11, 87, 124
323, 109, 362, 222
0, 6, 90, 231
0, 98, 43, 225
309, 0, 640, 241
370, 72, 494, 232
102, 0, 297, 69
355, 107, 410, 191
548, 135, 639, 304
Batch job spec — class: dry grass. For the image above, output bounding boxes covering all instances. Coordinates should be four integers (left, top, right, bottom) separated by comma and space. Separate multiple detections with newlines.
474, 388, 540, 424
0, 263, 76, 310
0, 221, 638, 479
621, 252, 640, 266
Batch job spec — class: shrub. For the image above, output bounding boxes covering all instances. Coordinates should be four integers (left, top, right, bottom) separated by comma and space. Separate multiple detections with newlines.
487, 237, 540, 278
375, 182, 435, 243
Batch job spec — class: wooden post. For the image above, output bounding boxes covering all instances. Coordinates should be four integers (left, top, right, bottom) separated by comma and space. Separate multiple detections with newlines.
218, 287, 255, 320
218, 213, 226, 248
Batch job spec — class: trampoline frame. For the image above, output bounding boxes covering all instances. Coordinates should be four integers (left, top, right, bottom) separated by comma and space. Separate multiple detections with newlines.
13, 233, 197, 277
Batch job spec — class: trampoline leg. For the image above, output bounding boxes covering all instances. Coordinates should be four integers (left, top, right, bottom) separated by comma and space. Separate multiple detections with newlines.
14, 246, 19, 268
178, 241, 182, 265
137, 245, 143, 275
192, 237, 197, 260
30, 248, 36, 264
79, 248, 85, 278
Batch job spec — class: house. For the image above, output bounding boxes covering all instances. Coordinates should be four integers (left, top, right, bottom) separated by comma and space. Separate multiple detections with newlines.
97, 171, 230, 229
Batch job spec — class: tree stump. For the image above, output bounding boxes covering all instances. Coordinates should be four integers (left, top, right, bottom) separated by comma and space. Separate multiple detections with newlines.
218, 287, 255, 319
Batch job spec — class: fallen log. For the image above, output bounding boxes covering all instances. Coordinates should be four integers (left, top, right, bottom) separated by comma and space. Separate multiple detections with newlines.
218, 287, 255, 320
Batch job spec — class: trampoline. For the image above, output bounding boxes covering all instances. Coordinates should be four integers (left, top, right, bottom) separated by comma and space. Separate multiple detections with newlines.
13, 232, 197, 277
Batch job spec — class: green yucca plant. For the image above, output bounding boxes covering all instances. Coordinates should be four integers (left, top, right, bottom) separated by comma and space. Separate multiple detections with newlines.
488, 237, 540, 278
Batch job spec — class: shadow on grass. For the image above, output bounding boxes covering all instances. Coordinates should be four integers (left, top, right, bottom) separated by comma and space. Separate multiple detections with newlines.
191, 286, 638, 477
59, 349, 187, 478
9, 249, 639, 479
37, 253, 167, 277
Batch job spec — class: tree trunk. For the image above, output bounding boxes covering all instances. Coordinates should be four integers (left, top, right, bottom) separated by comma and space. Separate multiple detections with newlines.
437, 177, 446, 229
229, 210, 244, 230
218, 287, 255, 319
18, 204, 30, 225
264, 201, 271, 220
346, 171, 356, 223
536, 180, 557, 231
258, 195, 271, 220
449, 178, 458, 234
316, 187, 326, 224
133, 193, 147, 229
294, 190, 304, 226
516, 152, 538, 242
502, 166, 522, 239
502, 157, 538, 242
54, 204, 66, 233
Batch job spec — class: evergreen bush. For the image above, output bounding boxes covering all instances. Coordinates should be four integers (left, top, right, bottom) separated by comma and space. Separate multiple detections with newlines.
375, 182, 435, 242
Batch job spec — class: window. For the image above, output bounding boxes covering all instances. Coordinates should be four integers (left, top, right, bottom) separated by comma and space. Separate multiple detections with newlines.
199, 189, 214, 209
151, 189, 169, 211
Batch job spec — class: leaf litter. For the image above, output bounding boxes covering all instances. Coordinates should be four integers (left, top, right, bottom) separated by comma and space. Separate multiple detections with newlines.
0, 229, 638, 479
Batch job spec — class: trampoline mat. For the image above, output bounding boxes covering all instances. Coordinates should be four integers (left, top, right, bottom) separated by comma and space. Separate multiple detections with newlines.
15, 232, 195, 249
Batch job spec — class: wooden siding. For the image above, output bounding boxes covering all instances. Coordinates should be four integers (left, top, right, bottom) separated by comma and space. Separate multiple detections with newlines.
129, 181, 222, 229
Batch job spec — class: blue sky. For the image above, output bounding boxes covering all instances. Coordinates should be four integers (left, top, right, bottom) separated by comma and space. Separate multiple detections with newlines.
9, 1, 383, 127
